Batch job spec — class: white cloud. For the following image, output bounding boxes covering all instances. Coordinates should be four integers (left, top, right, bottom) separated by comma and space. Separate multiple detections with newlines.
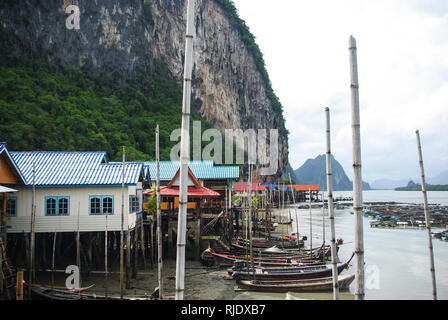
232, 0, 448, 182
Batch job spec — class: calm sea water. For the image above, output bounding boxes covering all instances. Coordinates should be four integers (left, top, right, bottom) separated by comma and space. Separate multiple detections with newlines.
235, 190, 448, 300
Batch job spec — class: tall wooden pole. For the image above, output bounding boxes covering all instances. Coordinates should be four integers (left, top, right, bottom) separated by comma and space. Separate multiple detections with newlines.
156, 124, 163, 299
248, 164, 255, 278
105, 215, 108, 298
322, 191, 326, 246
349, 35, 365, 300
288, 174, 300, 245
120, 146, 125, 299
76, 202, 81, 272
51, 230, 57, 291
175, 0, 195, 301
309, 186, 312, 257
416, 130, 437, 300
325, 107, 340, 300
29, 163, 36, 299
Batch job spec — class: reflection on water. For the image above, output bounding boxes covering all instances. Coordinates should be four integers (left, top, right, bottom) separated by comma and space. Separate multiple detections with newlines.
245, 190, 448, 300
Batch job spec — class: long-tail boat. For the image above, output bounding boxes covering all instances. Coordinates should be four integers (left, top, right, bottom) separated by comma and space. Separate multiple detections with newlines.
236, 274, 355, 292
232, 253, 354, 281
200, 248, 324, 268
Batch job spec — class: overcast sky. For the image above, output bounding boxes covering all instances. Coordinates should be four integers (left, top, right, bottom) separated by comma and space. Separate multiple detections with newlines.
231, 0, 448, 183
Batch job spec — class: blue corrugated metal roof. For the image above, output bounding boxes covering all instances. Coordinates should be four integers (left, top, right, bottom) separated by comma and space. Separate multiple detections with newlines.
10, 151, 143, 186
144, 161, 239, 181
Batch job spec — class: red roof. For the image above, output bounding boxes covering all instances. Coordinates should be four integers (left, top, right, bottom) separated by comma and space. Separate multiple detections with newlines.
232, 182, 267, 192
144, 166, 220, 197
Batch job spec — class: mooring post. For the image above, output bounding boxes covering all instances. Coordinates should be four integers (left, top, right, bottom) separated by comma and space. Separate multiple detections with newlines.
416, 130, 437, 300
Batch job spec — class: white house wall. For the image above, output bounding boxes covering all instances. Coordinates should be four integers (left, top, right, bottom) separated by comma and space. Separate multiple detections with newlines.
5, 186, 141, 233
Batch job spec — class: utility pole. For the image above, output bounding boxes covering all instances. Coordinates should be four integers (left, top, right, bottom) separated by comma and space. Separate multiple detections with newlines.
175, 0, 195, 300
349, 35, 365, 300
416, 130, 437, 300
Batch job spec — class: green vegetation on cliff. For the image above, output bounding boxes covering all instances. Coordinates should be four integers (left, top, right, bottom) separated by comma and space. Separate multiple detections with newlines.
0, 50, 215, 161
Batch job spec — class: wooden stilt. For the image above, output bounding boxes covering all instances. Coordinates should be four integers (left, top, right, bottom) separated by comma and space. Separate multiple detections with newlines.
51, 231, 57, 291
133, 229, 138, 279
105, 215, 108, 298
16, 270, 23, 300
126, 229, 131, 289
140, 215, 146, 270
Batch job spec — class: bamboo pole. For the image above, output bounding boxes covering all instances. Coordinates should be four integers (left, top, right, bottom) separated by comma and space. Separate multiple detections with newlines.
175, 0, 195, 301
156, 124, 163, 299
120, 146, 125, 299
416, 130, 437, 300
325, 107, 339, 300
349, 35, 365, 300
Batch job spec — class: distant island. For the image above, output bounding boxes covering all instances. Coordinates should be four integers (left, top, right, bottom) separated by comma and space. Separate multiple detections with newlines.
294, 154, 371, 191
395, 180, 448, 191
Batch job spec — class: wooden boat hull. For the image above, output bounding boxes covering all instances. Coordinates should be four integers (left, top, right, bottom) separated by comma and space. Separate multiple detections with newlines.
236, 238, 304, 249
30, 285, 152, 300
236, 274, 355, 292
200, 248, 323, 268
232, 254, 354, 281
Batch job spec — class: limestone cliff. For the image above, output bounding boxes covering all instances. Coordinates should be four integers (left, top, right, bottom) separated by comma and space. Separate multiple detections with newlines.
0, 0, 288, 182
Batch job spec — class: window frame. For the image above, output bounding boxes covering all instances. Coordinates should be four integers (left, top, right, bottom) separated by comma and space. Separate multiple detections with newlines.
45, 196, 70, 216
129, 195, 139, 213
89, 195, 114, 216
5, 196, 17, 217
